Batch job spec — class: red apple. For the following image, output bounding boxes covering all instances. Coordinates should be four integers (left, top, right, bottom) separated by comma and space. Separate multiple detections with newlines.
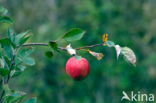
65, 56, 90, 80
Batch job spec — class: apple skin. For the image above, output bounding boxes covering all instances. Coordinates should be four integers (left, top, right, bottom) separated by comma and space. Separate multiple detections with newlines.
66, 56, 90, 80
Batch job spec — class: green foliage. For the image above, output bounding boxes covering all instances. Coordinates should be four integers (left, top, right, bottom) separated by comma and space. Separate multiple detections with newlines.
0, 68, 9, 76
62, 28, 86, 41
15, 31, 31, 46
45, 51, 53, 58
23, 98, 37, 103
0, 16, 13, 24
48, 41, 58, 51
0, 7, 36, 102
0, 1, 155, 103
0, 7, 13, 24
2, 84, 25, 103
106, 41, 115, 47
0, 7, 8, 15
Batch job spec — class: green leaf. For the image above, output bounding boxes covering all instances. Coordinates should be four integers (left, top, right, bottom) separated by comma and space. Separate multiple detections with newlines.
23, 97, 37, 103
11, 65, 26, 77
0, 68, 9, 76
0, 38, 14, 58
20, 35, 31, 45
7, 29, 15, 43
17, 65, 26, 71
15, 30, 31, 45
18, 48, 34, 57
45, 51, 53, 58
3, 56, 11, 68
0, 38, 13, 48
49, 41, 59, 51
0, 7, 8, 15
21, 57, 35, 66
3, 88, 26, 103
16, 48, 35, 66
0, 16, 13, 24
106, 41, 115, 47
63, 28, 86, 41
0, 58, 5, 68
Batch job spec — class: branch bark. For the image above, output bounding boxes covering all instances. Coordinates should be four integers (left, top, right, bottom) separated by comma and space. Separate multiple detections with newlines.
22, 42, 106, 50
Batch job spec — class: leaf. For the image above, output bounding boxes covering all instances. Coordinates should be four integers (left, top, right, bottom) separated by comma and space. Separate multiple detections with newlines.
23, 97, 37, 103
3, 56, 11, 68
19, 35, 31, 45
45, 51, 53, 58
0, 58, 5, 68
11, 65, 26, 77
16, 48, 35, 66
106, 41, 115, 47
102, 33, 109, 42
0, 7, 8, 15
0, 38, 14, 48
0, 16, 13, 24
0, 68, 9, 76
49, 41, 59, 51
7, 29, 15, 43
17, 65, 26, 71
88, 50, 104, 60
114, 45, 121, 59
63, 28, 86, 41
3, 88, 26, 103
15, 30, 31, 45
21, 57, 35, 66
121, 47, 136, 66
66, 44, 76, 55
18, 48, 34, 57
0, 38, 14, 58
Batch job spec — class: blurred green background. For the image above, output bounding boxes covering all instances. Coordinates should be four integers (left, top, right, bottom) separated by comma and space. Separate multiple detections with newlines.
0, 0, 156, 103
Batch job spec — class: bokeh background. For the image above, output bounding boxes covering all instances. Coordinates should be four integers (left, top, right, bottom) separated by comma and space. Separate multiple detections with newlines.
0, 0, 156, 103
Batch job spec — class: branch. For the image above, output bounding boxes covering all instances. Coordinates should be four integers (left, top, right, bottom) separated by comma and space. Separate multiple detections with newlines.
6, 54, 16, 83
0, 78, 5, 103
22, 42, 106, 50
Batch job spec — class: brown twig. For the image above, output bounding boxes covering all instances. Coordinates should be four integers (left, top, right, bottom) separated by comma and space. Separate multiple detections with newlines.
22, 42, 106, 50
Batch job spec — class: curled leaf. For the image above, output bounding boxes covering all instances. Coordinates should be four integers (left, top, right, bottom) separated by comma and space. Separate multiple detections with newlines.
114, 45, 121, 59
0, 16, 13, 24
88, 50, 104, 60
121, 47, 136, 66
66, 44, 76, 55
102, 33, 109, 42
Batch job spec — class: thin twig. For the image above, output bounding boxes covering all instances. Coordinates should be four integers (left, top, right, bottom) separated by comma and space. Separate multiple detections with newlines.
21, 42, 106, 50
0, 91, 5, 103
0, 78, 5, 103
6, 52, 16, 83
75, 43, 105, 50
22, 43, 48, 47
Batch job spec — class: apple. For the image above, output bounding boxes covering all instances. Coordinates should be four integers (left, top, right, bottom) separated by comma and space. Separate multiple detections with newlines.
65, 56, 90, 80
